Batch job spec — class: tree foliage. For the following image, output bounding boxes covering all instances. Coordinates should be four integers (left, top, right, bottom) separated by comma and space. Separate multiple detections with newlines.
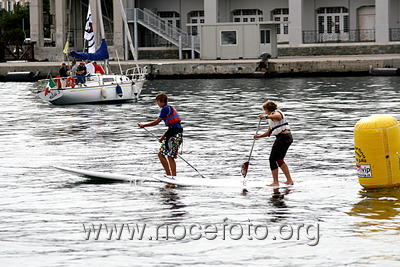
0, 4, 30, 43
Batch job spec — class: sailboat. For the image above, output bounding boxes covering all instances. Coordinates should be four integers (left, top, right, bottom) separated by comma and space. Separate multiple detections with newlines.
37, 0, 147, 105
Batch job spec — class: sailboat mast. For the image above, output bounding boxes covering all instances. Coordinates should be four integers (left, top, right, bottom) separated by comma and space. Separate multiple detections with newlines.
95, 0, 109, 74
96, 0, 106, 40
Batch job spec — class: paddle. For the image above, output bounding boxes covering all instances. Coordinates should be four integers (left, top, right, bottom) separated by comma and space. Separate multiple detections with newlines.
141, 127, 206, 178
241, 118, 262, 178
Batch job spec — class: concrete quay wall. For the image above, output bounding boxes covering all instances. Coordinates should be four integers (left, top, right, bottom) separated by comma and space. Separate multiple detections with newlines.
1, 54, 400, 80
268, 55, 400, 76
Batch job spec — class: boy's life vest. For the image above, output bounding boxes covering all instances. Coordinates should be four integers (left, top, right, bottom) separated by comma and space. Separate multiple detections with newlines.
161, 105, 182, 127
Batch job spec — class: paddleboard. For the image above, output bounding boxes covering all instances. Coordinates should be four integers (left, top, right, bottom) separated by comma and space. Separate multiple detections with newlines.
153, 175, 292, 189
53, 166, 155, 183
54, 166, 292, 188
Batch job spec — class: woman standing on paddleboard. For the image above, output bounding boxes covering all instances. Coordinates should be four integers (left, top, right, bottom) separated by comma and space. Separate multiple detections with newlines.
138, 93, 183, 178
253, 100, 294, 186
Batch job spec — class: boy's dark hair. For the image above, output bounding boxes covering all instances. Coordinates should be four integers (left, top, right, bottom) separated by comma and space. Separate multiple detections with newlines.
156, 93, 168, 103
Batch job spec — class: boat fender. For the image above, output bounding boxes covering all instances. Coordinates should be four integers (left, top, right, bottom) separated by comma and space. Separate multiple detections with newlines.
65, 77, 76, 88
116, 84, 123, 97
354, 115, 400, 189
101, 88, 107, 99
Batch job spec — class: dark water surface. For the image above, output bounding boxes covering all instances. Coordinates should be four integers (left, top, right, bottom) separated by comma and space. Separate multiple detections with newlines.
1, 77, 400, 266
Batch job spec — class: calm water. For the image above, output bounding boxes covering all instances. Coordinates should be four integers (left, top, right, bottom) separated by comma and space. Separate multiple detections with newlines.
1, 76, 400, 266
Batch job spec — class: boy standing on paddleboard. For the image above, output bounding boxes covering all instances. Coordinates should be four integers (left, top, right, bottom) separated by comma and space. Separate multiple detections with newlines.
138, 93, 183, 178
253, 100, 294, 186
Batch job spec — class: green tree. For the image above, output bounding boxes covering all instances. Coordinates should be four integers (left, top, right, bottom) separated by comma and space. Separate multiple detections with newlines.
0, 4, 30, 43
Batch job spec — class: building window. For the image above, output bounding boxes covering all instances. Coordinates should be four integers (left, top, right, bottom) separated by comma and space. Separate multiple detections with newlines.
189, 10, 204, 36
273, 8, 289, 15
272, 8, 289, 43
283, 17, 289, 34
343, 15, 349, 32
260, 30, 270, 44
157, 11, 180, 28
317, 7, 349, 34
221, 31, 237, 45
275, 17, 281, 34
232, 9, 263, 23
318, 16, 324, 33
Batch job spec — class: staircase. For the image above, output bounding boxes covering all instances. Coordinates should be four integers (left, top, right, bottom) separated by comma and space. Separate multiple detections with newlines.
125, 8, 200, 55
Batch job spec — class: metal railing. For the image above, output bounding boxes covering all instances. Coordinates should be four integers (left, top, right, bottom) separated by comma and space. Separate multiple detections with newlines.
125, 8, 200, 53
0, 42, 35, 61
390, 28, 400, 41
303, 29, 375, 43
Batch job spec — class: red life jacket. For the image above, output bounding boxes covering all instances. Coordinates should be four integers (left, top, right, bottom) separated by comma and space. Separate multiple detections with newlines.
164, 105, 181, 126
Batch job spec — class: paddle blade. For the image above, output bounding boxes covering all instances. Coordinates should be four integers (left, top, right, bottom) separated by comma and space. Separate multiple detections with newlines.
241, 161, 249, 178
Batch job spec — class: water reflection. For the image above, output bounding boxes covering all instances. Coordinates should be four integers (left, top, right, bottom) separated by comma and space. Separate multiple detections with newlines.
270, 188, 291, 208
348, 188, 400, 239
63, 177, 124, 187
159, 187, 187, 219
268, 187, 292, 222
349, 188, 400, 220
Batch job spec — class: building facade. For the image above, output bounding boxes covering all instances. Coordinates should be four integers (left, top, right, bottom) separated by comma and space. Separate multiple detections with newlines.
27, 0, 400, 61
0, 0, 28, 11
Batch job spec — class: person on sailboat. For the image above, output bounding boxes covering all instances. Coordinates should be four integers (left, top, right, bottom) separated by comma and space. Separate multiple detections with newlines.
58, 62, 69, 89
70, 60, 78, 77
253, 100, 294, 186
75, 61, 87, 86
138, 93, 183, 178
85, 60, 95, 76
93, 61, 105, 74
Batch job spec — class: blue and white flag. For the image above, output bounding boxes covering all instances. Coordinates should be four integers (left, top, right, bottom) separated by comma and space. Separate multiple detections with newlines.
84, 5, 95, 53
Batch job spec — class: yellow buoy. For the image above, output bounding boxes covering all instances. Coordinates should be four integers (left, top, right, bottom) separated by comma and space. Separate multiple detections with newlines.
354, 115, 400, 189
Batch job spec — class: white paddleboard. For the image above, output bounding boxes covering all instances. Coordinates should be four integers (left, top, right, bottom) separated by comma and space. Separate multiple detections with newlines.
153, 175, 292, 189
53, 166, 155, 183
54, 166, 292, 188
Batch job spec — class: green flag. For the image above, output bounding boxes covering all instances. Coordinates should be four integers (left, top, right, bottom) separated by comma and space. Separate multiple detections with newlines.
48, 77, 56, 88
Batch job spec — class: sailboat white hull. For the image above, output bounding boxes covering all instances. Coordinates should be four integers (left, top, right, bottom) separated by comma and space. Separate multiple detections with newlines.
38, 74, 145, 105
